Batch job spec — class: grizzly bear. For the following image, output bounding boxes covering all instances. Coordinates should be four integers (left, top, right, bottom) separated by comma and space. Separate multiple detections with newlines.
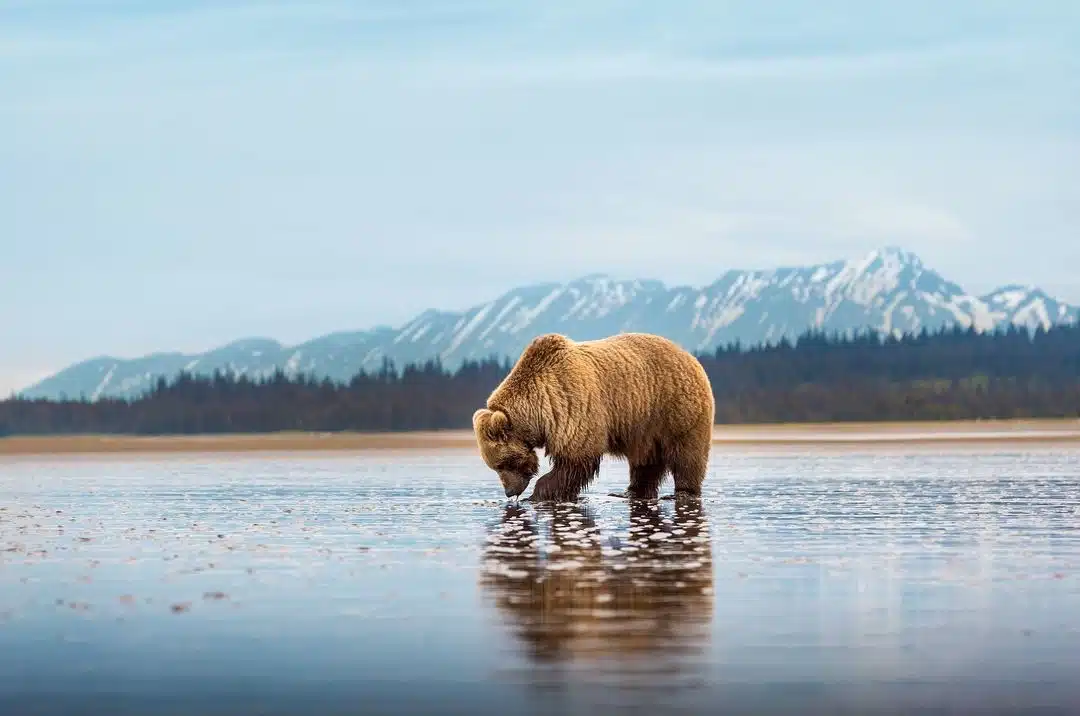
472, 332, 715, 502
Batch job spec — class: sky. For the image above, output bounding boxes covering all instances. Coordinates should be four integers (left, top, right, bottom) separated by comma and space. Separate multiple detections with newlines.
2, 0, 1078, 394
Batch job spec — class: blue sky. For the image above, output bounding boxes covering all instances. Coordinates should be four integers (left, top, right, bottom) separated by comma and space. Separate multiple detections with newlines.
2, 0, 1078, 393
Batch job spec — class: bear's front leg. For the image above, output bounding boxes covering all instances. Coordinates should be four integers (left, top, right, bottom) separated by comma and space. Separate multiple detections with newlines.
525, 457, 600, 503
524, 470, 562, 502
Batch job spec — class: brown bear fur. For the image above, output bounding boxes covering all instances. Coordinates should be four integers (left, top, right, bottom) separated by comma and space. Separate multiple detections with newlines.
472, 332, 715, 502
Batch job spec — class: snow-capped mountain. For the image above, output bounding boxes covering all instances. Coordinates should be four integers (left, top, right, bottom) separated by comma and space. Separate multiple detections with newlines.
19, 247, 1079, 401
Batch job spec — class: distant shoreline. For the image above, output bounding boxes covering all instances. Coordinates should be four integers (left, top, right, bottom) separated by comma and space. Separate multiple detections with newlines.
3, 419, 1080, 458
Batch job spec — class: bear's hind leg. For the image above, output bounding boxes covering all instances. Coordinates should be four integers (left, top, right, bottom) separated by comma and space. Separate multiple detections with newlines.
663, 427, 711, 500
608, 461, 665, 500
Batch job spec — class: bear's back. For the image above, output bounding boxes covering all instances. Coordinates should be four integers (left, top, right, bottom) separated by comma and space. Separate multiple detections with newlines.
489, 331, 713, 458
576, 332, 714, 436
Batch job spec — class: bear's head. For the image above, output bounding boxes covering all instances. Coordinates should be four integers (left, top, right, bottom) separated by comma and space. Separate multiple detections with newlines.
473, 408, 539, 498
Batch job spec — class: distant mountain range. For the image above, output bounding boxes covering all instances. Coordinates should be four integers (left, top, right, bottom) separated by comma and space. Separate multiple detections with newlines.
20, 246, 1078, 401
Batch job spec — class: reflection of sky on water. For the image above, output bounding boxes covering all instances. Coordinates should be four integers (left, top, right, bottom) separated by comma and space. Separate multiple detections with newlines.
1, 450, 1079, 714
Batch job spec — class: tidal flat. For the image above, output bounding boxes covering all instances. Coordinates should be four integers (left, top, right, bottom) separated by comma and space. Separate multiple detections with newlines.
2, 445, 1080, 715
5, 419, 1080, 457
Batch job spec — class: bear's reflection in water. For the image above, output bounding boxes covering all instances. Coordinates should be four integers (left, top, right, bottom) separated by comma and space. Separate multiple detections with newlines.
480, 499, 714, 689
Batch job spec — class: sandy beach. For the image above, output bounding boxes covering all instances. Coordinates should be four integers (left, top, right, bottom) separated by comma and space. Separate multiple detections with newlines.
3, 419, 1080, 458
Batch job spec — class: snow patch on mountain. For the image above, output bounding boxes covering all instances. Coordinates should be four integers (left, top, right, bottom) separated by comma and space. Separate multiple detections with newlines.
20, 247, 1079, 401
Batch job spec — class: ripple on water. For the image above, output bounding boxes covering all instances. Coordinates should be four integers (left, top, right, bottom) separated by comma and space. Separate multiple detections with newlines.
1, 450, 1079, 714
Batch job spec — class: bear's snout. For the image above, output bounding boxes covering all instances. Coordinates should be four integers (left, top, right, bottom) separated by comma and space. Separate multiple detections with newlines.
501, 472, 529, 498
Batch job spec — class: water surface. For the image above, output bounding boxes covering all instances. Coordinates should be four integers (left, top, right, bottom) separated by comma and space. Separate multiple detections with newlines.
2, 448, 1080, 715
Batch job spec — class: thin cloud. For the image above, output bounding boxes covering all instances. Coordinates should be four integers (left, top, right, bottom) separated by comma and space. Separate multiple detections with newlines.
0, 0, 1077, 388
419, 39, 1038, 87
0, 34, 90, 58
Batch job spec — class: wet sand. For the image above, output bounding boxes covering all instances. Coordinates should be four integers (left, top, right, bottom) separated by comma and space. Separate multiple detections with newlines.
3, 450, 1080, 715
3, 418, 1080, 457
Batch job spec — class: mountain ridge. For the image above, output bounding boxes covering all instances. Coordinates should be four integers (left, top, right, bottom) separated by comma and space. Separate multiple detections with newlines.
19, 246, 1079, 401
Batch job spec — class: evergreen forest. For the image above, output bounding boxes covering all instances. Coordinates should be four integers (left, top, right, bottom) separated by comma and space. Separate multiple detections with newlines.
3, 323, 1079, 436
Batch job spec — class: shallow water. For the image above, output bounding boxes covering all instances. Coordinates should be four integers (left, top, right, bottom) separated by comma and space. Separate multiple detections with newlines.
2, 448, 1080, 715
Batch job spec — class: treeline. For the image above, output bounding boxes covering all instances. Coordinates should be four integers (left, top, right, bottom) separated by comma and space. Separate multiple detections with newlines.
3, 323, 1080, 436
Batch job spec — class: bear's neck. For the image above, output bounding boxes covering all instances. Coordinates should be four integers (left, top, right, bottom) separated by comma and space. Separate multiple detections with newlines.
491, 399, 545, 449
523, 422, 548, 451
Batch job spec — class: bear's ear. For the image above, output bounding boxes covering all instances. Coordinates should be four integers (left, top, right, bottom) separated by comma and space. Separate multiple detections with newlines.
487, 409, 510, 438
472, 408, 490, 435
473, 408, 510, 440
